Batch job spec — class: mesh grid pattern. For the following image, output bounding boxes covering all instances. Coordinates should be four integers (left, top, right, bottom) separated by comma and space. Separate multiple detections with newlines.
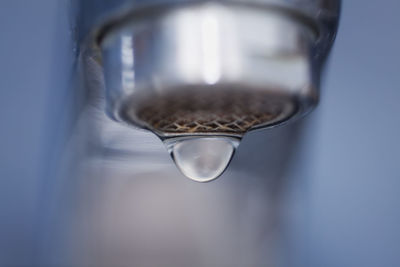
129, 89, 293, 135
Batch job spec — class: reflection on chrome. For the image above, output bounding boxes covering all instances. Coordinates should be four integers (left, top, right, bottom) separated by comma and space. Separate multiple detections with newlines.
121, 35, 135, 91
201, 10, 221, 84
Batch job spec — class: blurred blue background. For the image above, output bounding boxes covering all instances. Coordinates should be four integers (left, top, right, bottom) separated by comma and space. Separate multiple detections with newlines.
0, 0, 399, 266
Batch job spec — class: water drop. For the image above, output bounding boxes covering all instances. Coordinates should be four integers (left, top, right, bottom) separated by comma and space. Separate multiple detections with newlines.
164, 136, 240, 183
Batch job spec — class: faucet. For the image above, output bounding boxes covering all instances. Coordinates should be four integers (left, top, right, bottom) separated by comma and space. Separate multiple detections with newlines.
77, 0, 340, 182
79, 0, 340, 182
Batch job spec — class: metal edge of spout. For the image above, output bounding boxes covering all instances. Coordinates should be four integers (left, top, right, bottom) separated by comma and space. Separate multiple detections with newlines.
76, 0, 341, 41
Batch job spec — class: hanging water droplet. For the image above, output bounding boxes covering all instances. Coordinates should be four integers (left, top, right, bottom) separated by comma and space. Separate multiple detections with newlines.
164, 136, 240, 183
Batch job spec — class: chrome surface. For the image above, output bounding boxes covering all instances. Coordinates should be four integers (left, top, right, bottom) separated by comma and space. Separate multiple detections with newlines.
100, 4, 312, 135
79, 0, 340, 138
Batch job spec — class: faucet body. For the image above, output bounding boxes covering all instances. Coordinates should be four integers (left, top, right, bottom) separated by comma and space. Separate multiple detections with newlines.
78, 0, 340, 138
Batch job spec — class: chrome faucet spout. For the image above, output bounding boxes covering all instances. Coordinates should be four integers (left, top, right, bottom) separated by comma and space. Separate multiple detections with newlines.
78, 0, 340, 179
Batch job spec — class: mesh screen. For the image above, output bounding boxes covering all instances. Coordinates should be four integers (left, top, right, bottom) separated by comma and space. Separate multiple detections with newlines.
127, 88, 294, 135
